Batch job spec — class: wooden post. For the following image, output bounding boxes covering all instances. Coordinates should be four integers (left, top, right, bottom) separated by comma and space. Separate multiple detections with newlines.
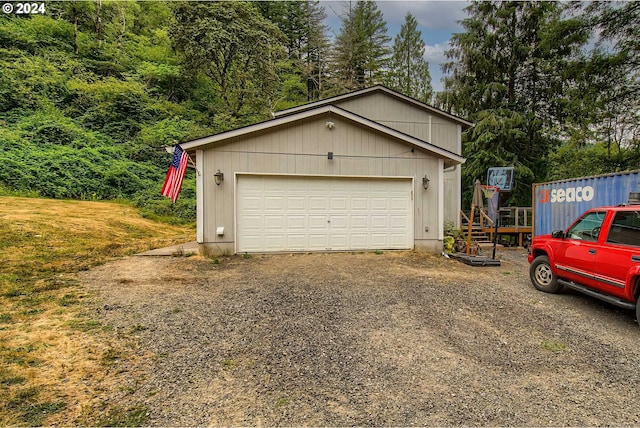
466, 205, 475, 254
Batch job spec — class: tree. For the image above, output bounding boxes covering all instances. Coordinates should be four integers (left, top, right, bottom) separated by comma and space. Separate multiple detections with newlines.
255, 1, 330, 102
170, 1, 286, 124
301, 1, 330, 100
575, 2, 640, 168
384, 12, 432, 102
439, 1, 589, 207
332, 0, 390, 91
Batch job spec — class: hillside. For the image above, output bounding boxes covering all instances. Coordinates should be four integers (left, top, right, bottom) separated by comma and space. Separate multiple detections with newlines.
0, 2, 210, 223
0, 196, 195, 425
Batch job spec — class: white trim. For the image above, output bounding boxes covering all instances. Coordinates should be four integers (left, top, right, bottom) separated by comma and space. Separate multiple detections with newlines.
234, 173, 414, 253
233, 172, 238, 255
456, 125, 462, 228
438, 159, 444, 240
182, 105, 465, 166
234, 171, 414, 180
196, 149, 204, 243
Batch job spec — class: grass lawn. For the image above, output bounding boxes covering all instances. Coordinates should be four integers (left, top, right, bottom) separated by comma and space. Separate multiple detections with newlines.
0, 196, 194, 426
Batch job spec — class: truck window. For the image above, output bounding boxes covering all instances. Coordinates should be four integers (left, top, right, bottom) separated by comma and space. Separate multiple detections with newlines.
567, 211, 606, 241
606, 210, 640, 247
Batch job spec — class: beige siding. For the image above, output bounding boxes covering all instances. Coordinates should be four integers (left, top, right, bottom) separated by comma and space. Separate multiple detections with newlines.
443, 167, 461, 227
331, 92, 463, 218
200, 113, 441, 252
334, 93, 461, 155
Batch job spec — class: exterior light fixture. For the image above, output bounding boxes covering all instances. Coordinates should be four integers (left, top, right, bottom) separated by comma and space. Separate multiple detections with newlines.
328, 152, 333, 160
422, 175, 430, 190
326, 121, 335, 129
214, 169, 224, 185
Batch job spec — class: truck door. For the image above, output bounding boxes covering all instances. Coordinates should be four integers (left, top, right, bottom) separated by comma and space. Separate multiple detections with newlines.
554, 211, 607, 288
597, 210, 640, 301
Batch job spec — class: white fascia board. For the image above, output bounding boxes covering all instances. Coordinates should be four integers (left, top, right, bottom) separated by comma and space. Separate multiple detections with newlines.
180, 106, 335, 151
181, 105, 465, 165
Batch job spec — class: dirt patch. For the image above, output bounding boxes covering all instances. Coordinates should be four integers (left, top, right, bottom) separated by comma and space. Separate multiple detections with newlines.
80, 249, 640, 426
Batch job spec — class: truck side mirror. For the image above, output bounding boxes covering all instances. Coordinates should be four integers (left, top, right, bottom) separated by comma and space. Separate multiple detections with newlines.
551, 230, 565, 239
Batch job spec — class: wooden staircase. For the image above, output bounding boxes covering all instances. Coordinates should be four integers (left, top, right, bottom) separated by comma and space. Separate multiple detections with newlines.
469, 224, 495, 251
460, 213, 500, 254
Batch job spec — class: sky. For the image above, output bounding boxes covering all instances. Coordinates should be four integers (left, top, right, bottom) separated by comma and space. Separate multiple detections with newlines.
322, 1, 469, 93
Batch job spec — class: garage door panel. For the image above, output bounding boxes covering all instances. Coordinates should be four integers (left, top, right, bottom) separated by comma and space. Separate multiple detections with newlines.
330, 216, 348, 229
309, 197, 328, 210
264, 215, 285, 230
350, 234, 368, 248
286, 235, 307, 250
308, 234, 328, 249
287, 215, 306, 229
371, 198, 389, 210
287, 197, 306, 211
329, 234, 348, 248
309, 215, 328, 230
351, 198, 369, 211
351, 216, 368, 229
371, 216, 388, 229
265, 235, 287, 250
330, 197, 348, 211
370, 234, 389, 246
237, 176, 412, 252
265, 197, 285, 211
239, 215, 263, 229
241, 235, 263, 251
390, 234, 409, 245
242, 196, 263, 211
390, 215, 410, 229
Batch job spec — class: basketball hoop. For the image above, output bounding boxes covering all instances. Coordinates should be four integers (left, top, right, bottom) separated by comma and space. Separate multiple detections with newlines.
481, 185, 500, 199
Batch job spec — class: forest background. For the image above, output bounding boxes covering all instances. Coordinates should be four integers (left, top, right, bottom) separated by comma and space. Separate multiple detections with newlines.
0, 0, 638, 223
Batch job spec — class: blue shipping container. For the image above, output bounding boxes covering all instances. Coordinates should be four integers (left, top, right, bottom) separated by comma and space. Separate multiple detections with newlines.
533, 170, 640, 236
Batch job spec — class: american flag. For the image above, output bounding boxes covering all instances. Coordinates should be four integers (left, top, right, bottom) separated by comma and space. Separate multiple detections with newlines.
161, 145, 189, 203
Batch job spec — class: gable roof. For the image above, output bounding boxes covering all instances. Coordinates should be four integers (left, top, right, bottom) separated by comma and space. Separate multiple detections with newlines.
273, 85, 474, 130
181, 104, 465, 167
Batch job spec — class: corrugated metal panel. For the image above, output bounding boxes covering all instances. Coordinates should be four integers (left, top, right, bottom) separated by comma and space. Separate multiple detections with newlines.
533, 170, 640, 236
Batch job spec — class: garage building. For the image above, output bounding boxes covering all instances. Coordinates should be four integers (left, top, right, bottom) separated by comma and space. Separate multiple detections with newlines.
181, 86, 472, 255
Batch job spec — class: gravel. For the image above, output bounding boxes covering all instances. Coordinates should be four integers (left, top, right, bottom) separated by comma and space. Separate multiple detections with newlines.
80, 249, 640, 426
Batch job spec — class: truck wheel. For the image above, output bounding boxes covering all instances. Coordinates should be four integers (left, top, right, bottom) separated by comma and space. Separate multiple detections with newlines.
530, 255, 562, 294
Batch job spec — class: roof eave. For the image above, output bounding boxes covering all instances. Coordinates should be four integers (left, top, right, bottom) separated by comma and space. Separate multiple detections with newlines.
274, 85, 474, 130
180, 105, 466, 166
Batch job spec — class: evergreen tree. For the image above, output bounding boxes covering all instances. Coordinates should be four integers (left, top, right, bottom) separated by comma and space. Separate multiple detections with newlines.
332, 0, 390, 91
170, 1, 286, 125
255, 1, 329, 102
384, 12, 432, 102
579, 2, 639, 169
439, 1, 589, 207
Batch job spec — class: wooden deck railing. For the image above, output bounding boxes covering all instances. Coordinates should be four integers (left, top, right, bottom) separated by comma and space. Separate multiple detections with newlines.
459, 206, 533, 248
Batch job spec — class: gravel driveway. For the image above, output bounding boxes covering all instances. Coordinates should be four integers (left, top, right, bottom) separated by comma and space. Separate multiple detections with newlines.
81, 250, 640, 426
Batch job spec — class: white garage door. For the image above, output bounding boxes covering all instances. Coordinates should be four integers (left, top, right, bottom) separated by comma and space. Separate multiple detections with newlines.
237, 175, 413, 252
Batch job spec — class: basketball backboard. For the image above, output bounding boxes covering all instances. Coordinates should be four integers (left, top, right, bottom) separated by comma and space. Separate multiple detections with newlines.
487, 167, 515, 192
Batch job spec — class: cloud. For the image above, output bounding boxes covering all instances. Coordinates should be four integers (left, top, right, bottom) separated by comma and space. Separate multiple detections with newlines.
376, 1, 467, 32
423, 41, 454, 93
321, 0, 467, 93
423, 42, 451, 66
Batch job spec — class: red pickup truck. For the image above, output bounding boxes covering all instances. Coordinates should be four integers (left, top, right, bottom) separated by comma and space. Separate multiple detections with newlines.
528, 205, 640, 325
